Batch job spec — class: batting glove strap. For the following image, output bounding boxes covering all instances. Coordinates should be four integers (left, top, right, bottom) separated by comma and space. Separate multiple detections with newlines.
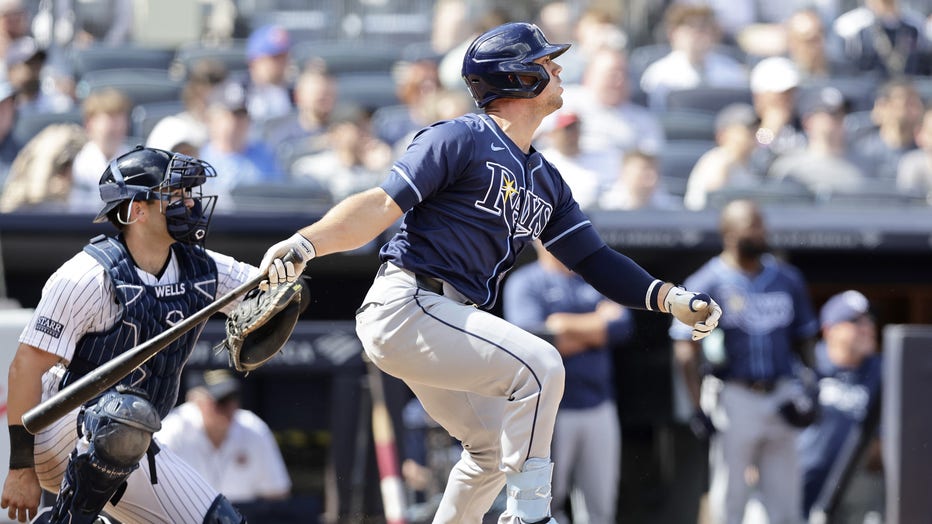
645, 279, 664, 311
289, 233, 316, 262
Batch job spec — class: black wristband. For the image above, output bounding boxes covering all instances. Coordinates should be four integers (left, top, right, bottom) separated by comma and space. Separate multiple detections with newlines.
9, 425, 35, 469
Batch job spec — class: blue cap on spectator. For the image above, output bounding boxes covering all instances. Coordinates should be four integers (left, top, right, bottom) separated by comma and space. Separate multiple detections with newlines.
799, 86, 846, 117
208, 80, 248, 113
247, 25, 291, 61
820, 290, 872, 328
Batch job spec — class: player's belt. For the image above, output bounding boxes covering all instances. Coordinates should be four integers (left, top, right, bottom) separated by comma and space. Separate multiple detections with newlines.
378, 262, 444, 294
733, 379, 777, 394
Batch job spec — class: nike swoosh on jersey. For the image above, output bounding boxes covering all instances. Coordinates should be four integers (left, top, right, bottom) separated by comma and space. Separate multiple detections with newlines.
491, 143, 505, 151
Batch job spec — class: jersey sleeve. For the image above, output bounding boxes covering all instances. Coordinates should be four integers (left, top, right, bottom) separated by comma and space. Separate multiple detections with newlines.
380, 120, 474, 212
206, 249, 260, 316
20, 253, 113, 362
786, 265, 820, 340
538, 163, 604, 268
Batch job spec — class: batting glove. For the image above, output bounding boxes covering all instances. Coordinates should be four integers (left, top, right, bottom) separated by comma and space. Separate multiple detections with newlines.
665, 286, 722, 341
259, 233, 316, 289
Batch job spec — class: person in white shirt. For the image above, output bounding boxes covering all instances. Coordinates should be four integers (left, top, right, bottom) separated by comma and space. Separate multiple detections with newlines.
68, 88, 132, 212
561, 45, 665, 179
156, 369, 292, 504
639, 4, 747, 110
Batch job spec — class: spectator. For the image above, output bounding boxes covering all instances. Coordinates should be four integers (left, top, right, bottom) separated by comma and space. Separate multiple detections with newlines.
798, 290, 884, 521
639, 3, 747, 110
851, 78, 923, 181
156, 369, 292, 504
684, 103, 762, 210
0, 0, 30, 58
47, 0, 134, 48
4, 36, 53, 115
199, 80, 284, 211
897, 106, 932, 200
371, 58, 440, 150
562, 45, 665, 182
785, 9, 856, 80
437, 7, 510, 91
291, 105, 392, 202
262, 67, 338, 165
748, 56, 807, 177
504, 239, 633, 524
547, 6, 627, 85
146, 58, 229, 154
244, 24, 294, 123
535, 111, 602, 209
672, 199, 820, 524
833, 0, 928, 77
599, 149, 681, 211
767, 86, 868, 199
0, 122, 85, 212
69, 87, 133, 212
0, 79, 21, 185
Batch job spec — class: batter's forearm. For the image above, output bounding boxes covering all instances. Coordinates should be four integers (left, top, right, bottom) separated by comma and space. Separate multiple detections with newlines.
298, 188, 403, 257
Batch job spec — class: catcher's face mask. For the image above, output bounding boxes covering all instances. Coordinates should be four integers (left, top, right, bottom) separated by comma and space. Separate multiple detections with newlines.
157, 154, 217, 244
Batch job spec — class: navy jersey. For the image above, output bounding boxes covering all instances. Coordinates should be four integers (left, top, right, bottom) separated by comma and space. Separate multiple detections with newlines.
504, 262, 634, 410
669, 254, 819, 381
797, 342, 882, 512
379, 113, 603, 309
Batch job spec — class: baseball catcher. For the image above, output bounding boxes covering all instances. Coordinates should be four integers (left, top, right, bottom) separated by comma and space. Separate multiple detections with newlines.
219, 278, 309, 373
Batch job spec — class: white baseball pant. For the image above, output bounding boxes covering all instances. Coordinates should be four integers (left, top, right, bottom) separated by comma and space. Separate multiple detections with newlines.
356, 263, 565, 524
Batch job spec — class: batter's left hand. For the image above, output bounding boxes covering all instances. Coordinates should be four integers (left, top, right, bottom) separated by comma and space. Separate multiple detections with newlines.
259, 233, 316, 290
665, 287, 722, 341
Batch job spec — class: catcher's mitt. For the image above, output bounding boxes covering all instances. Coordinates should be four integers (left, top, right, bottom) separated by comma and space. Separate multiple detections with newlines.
219, 280, 306, 372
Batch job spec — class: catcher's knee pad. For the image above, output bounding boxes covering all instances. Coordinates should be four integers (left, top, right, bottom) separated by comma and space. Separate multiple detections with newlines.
81, 387, 161, 467
506, 458, 554, 522
203, 494, 246, 523
47, 389, 163, 524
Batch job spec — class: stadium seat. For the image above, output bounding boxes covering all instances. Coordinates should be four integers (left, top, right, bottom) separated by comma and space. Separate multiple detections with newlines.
69, 45, 176, 79
822, 180, 927, 208
657, 140, 716, 197
665, 86, 753, 114
131, 101, 186, 141
705, 178, 816, 209
290, 41, 403, 75
659, 110, 717, 141
12, 109, 83, 145
228, 182, 333, 213
334, 72, 400, 111
75, 69, 184, 106
172, 41, 249, 78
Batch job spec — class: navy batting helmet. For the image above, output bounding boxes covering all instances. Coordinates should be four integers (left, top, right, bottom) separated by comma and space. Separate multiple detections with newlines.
94, 146, 217, 244
461, 22, 570, 108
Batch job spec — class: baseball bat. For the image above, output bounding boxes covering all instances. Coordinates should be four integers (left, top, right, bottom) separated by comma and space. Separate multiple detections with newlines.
21, 251, 297, 434
364, 357, 407, 524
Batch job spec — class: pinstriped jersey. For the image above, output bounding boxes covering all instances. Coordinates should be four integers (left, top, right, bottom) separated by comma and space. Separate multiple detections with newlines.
379, 113, 603, 309
22, 237, 257, 410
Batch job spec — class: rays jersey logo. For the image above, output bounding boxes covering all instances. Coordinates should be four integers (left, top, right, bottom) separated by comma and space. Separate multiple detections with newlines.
474, 162, 552, 238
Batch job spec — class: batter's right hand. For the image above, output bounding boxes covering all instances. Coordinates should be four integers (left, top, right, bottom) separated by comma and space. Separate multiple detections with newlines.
259, 233, 316, 289
1, 468, 41, 522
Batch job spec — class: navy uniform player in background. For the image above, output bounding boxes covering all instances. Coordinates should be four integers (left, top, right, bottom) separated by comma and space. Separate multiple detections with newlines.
504, 240, 634, 524
1, 147, 260, 523
260, 22, 722, 524
672, 199, 819, 524
798, 290, 883, 522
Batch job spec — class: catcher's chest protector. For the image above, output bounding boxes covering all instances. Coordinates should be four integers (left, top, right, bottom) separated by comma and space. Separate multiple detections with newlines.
63, 235, 218, 417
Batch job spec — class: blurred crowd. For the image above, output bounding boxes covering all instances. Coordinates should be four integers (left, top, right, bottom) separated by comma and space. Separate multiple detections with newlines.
0, 0, 929, 216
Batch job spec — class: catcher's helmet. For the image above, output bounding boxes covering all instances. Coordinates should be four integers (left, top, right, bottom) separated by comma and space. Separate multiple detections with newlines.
94, 146, 217, 244
461, 22, 570, 108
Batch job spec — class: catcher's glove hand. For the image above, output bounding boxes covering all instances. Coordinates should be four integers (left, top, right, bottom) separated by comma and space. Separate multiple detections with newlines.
219, 280, 306, 372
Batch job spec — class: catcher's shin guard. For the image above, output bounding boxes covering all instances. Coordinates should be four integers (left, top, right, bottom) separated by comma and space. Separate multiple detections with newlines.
203, 494, 247, 523
47, 389, 161, 524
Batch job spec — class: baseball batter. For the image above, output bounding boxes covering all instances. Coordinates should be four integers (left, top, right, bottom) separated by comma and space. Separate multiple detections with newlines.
260, 22, 722, 524
1, 147, 260, 523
